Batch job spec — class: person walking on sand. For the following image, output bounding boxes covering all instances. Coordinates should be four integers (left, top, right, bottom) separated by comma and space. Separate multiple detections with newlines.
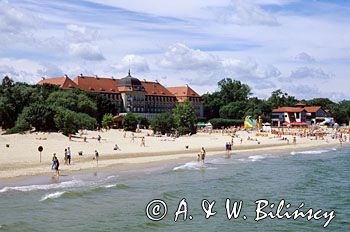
51, 153, 57, 170
293, 136, 297, 145
131, 133, 135, 143
200, 147, 206, 164
64, 148, 68, 165
52, 154, 60, 176
67, 147, 72, 165
94, 150, 99, 165
97, 135, 101, 143
140, 137, 145, 147
123, 132, 126, 138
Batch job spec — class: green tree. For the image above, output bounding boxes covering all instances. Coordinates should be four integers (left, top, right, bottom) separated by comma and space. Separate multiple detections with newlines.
219, 101, 246, 119
47, 89, 97, 117
122, 113, 138, 131
150, 112, 174, 134
218, 78, 251, 103
86, 92, 117, 126
102, 113, 114, 129
173, 101, 196, 135
135, 114, 149, 129
54, 109, 97, 135
267, 89, 297, 109
10, 103, 56, 133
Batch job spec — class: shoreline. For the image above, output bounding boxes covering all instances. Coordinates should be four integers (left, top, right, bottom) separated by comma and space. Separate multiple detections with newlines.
0, 140, 343, 186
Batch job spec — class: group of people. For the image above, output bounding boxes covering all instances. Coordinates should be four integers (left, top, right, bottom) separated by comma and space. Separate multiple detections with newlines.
197, 147, 206, 163
64, 147, 72, 165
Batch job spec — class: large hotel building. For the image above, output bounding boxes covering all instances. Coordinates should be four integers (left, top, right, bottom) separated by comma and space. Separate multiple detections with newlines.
38, 71, 204, 119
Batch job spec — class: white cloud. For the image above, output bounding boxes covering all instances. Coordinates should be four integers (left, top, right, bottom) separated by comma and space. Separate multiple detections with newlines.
294, 52, 315, 63
0, 58, 62, 83
68, 43, 105, 61
290, 67, 333, 80
159, 43, 280, 90
0, 0, 39, 44
113, 54, 149, 73
65, 24, 99, 43
160, 43, 220, 70
215, 0, 279, 26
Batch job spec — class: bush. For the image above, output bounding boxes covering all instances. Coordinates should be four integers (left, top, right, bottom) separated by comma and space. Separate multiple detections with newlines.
54, 109, 97, 135
150, 112, 174, 134
122, 113, 138, 132
6, 103, 56, 134
102, 113, 114, 129
209, 118, 243, 129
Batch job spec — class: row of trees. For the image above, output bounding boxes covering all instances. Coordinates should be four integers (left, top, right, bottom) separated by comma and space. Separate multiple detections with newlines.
203, 78, 350, 127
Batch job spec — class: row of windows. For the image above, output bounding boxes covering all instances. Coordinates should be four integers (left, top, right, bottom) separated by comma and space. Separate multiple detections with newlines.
146, 96, 176, 102
189, 97, 201, 103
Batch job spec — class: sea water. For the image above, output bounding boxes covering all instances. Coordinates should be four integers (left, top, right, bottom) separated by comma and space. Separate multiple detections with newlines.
0, 146, 349, 231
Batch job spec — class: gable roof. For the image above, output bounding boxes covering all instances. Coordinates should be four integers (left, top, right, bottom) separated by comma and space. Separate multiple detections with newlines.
303, 106, 323, 113
141, 81, 174, 96
272, 107, 305, 113
167, 86, 201, 98
73, 76, 119, 93
38, 76, 78, 89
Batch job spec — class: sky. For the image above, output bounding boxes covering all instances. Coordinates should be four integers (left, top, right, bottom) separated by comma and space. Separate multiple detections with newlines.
1, 0, 350, 101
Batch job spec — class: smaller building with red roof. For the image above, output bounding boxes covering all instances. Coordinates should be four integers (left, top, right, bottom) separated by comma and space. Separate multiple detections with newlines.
271, 103, 332, 126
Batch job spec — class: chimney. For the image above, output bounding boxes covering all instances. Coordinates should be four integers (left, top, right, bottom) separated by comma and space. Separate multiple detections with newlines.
41, 77, 46, 80
80, 73, 83, 77
111, 76, 115, 80
64, 74, 68, 78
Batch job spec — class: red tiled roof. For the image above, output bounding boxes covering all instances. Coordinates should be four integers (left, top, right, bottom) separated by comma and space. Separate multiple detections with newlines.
141, 81, 174, 96
272, 107, 305, 113
73, 76, 119, 93
303, 106, 322, 113
37, 76, 78, 89
167, 86, 201, 98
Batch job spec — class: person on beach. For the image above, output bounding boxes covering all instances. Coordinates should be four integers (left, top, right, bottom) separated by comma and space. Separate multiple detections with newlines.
225, 142, 230, 156
123, 132, 126, 138
200, 147, 206, 164
114, 144, 120, 151
52, 154, 59, 176
51, 153, 57, 170
67, 147, 72, 165
97, 135, 101, 143
293, 136, 297, 145
94, 150, 99, 165
141, 137, 145, 147
64, 148, 68, 165
131, 133, 135, 143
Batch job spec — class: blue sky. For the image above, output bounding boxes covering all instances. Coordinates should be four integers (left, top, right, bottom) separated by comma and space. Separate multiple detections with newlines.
0, 0, 349, 101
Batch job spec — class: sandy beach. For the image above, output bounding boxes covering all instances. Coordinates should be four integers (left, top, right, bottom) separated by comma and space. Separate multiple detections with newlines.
0, 128, 342, 181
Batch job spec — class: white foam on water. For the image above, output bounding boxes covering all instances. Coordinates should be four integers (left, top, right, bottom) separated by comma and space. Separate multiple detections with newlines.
173, 161, 216, 171
0, 179, 84, 193
103, 184, 116, 188
290, 149, 330, 155
248, 155, 266, 162
106, 175, 117, 180
40, 191, 66, 201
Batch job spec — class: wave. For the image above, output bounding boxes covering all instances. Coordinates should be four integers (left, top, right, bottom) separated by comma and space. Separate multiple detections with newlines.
0, 179, 84, 193
290, 149, 331, 155
248, 155, 266, 162
173, 161, 216, 171
40, 191, 66, 201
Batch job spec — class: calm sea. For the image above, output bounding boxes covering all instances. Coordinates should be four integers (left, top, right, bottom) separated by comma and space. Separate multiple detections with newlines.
0, 146, 349, 231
